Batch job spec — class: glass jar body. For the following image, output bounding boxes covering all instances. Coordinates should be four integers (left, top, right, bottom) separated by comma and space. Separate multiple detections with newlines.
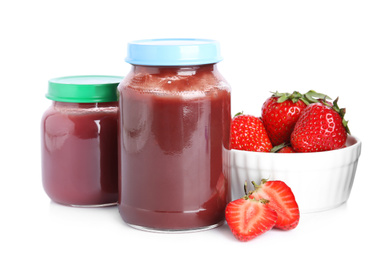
41, 101, 119, 207
118, 64, 231, 231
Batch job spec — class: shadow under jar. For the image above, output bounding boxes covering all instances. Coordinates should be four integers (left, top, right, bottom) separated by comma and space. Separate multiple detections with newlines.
42, 75, 123, 207
118, 38, 232, 232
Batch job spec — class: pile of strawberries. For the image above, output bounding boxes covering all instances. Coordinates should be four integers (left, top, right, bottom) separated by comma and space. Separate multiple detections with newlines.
225, 90, 351, 242
230, 90, 350, 153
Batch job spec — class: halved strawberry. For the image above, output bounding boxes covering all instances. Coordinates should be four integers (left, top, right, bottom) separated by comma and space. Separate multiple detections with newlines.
225, 197, 277, 242
250, 180, 299, 230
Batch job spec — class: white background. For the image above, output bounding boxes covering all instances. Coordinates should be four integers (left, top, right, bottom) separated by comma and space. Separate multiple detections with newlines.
1, 0, 384, 259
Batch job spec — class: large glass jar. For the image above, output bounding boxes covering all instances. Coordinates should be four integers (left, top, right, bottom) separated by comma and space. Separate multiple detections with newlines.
118, 39, 231, 232
42, 75, 123, 207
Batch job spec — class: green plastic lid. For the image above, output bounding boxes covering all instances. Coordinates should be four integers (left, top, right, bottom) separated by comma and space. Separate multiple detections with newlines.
46, 75, 124, 103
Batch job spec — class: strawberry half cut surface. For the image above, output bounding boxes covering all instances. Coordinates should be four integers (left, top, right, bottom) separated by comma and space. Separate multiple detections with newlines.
250, 180, 300, 230
225, 197, 278, 242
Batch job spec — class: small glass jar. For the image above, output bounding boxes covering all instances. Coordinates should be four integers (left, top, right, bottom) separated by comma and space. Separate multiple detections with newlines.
118, 39, 232, 232
41, 75, 123, 207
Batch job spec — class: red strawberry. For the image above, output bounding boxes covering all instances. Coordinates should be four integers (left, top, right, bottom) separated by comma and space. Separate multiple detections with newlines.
250, 180, 299, 230
230, 113, 272, 152
262, 91, 307, 146
277, 146, 295, 153
290, 98, 350, 153
225, 197, 278, 242
261, 90, 330, 146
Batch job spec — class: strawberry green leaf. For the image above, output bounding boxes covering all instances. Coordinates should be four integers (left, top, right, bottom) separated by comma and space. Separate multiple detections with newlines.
234, 112, 243, 117
270, 142, 290, 153
305, 90, 331, 101
277, 94, 289, 103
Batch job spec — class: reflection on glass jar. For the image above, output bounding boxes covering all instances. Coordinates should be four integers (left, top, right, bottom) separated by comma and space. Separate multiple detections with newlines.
118, 39, 231, 232
41, 75, 123, 207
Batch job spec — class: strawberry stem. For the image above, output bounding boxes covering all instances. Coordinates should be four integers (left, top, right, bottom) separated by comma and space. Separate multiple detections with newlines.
251, 181, 259, 190
234, 111, 243, 118
251, 179, 268, 191
270, 142, 290, 153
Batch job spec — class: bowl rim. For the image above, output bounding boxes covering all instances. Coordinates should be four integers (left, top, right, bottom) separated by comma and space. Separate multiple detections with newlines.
230, 135, 361, 157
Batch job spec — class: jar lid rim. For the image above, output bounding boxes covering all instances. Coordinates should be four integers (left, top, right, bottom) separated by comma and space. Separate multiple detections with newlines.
125, 38, 223, 66
46, 75, 123, 103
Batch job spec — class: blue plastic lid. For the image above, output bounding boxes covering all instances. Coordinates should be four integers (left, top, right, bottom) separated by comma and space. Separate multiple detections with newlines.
125, 38, 223, 66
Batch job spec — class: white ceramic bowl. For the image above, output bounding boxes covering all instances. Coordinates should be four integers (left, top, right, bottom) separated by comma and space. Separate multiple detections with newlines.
230, 135, 362, 213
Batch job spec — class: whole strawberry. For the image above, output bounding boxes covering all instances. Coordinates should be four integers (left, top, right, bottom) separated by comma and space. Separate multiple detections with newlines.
230, 113, 273, 152
291, 98, 350, 152
261, 90, 330, 146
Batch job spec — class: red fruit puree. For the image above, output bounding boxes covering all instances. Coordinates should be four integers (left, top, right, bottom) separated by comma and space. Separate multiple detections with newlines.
42, 102, 119, 206
118, 65, 231, 230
